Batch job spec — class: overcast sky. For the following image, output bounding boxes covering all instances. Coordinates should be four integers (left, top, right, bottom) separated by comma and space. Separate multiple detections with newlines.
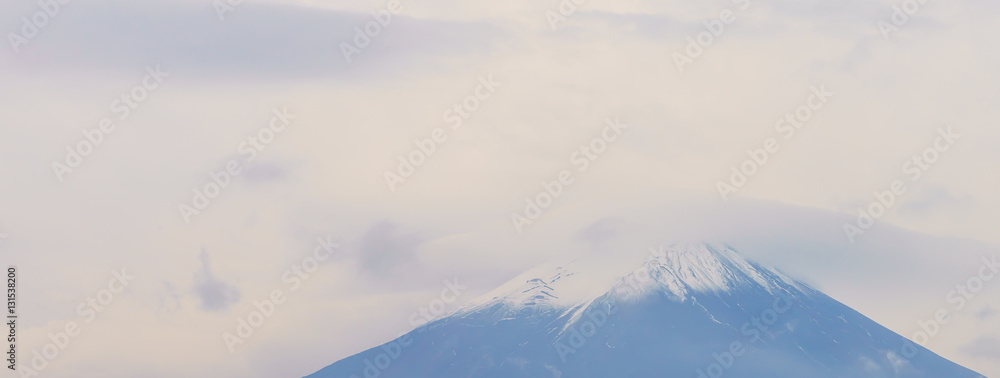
1, 0, 999, 376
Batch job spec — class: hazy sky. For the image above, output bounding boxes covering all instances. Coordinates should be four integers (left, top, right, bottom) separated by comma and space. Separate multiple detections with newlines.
1, 0, 999, 376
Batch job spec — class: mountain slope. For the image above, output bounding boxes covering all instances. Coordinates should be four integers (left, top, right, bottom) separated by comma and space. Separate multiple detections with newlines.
308, 243, 984, 378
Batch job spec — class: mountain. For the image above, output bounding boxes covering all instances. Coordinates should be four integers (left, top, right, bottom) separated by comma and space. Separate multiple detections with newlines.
307, 243, 984, 378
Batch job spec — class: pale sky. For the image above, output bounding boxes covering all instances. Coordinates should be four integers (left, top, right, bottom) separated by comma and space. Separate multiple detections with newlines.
1, 0, 999, 376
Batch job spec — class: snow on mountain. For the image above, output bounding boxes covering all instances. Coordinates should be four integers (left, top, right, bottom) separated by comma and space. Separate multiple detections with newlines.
460, 243, 805, 311
307, 242, 985, 378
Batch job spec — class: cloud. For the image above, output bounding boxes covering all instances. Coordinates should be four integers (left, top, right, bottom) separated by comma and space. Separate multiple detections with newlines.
884, 350, 912, 375
960, 336, 1000, 360
242, 161, 290, 184
2, 0, 1000, 377
357, 220, 421, 275
976, 305, 997, 320
152, 280, 182, 314
0, 0, 505, 80
898, 186, 974, 215
575, 217, 624, 246
193, 248, 241, 312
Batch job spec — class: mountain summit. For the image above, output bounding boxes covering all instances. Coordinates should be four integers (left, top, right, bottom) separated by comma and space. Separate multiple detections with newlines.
308, 243, 983, 378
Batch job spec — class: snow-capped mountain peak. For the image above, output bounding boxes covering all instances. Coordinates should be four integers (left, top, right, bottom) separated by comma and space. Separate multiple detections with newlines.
466, 242, 802, 312
309, 242, 984, 378
621, 242, 789, 299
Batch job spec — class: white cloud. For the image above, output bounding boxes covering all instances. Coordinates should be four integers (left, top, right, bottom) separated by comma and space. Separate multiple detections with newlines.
2, 0, 1000, 376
